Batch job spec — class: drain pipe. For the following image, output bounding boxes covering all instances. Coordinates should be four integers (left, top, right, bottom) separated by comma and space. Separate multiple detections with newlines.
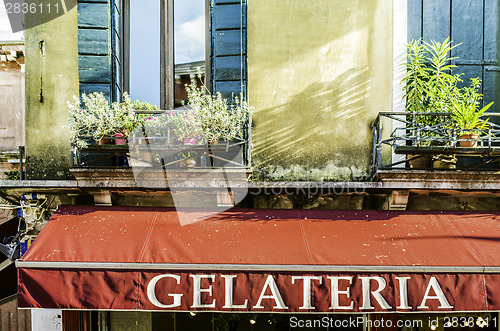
18, 146, 24, 180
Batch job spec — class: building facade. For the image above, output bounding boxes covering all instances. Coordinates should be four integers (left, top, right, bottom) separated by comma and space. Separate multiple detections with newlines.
1, 0, 500, 330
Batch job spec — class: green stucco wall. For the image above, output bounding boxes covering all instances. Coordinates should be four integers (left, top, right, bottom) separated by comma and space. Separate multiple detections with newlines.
248, 0, 393, 181
25, 8, 79, 179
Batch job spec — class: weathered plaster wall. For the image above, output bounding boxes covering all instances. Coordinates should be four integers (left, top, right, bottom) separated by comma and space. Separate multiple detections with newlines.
25, 8, 79, 179
248, 0, 393, 181
0, 44, 25, 152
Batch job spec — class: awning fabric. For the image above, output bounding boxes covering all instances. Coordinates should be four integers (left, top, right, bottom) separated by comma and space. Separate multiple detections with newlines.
17, 206, 500, 313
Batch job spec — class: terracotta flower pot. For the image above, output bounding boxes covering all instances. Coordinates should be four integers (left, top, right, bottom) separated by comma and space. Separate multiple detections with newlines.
183, 136, 198, 145
114, 133, 127, 145
407, 154, 432, 169
459, 134, 479, 148
98, 137, 113, 145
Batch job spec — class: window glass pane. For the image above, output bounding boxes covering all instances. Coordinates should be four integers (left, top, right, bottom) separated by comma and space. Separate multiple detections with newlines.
174, 0, 205, 64
129, 0, 161, 105
174, 0, 205, 107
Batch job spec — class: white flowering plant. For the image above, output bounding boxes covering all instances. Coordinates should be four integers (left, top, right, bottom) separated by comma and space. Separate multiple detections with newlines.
177, 74, 253, 143
68, 80, 253, 149
68, 92, 144, 148
167, 111, 202, 139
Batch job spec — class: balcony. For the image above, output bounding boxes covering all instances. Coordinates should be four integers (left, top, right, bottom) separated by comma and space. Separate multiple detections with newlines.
371, 112, 500, 188
71, 108, 250, 168
69, 109, 252, 187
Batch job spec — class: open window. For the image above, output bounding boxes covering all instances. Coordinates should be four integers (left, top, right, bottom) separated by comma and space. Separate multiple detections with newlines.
125, 0, 208, 109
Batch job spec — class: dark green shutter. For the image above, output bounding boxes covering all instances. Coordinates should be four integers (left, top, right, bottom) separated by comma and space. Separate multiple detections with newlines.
408, 0, 500, 112
210, 0, 247, 100
110, 0, 123, 101
78, 0, 122, 101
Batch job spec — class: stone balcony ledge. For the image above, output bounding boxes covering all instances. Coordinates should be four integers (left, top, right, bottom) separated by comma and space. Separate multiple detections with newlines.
375, 169, 500, 190
0, 168, 497, 191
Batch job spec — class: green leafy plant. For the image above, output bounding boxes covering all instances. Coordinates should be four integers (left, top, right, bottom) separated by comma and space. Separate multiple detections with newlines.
137, 114, 170, 138
178, 151, 198, 159
403, 37, 461, 114
402, 38, 494, 145
402, 38, 459, 146
402, 39, 431, 113
3, 169, 20, 180
68, 76, 253, 149
451, 99, 492, 135
425, 38, 461, 112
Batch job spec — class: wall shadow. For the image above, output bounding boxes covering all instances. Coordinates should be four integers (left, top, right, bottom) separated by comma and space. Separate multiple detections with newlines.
252, 66, 372, 179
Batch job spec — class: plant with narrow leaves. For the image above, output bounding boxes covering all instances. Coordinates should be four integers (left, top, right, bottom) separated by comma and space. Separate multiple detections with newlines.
425, 37, 461, 113
402, 39, 430, 113
402, 38, 461, 114
3, 169, 20, 180
450, 78, 493, 135
401, 38, 494, 145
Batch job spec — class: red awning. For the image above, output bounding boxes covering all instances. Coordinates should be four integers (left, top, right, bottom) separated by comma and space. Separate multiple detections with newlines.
17, 206, 500, 312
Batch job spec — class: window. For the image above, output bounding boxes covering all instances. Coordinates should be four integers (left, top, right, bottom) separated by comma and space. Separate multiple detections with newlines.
407, 0, 500, 112
126, 0, 208, 109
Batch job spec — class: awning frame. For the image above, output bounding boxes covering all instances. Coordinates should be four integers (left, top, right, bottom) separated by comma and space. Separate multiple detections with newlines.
15, 261, 500, 274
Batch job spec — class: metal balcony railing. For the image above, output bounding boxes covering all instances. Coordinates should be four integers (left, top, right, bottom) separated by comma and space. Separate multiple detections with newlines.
371, 112, 500, 176
71, 109, 251, 169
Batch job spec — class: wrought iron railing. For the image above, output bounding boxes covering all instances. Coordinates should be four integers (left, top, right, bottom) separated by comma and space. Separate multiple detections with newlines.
71, 109, 251, 169
371, 112, 500, 176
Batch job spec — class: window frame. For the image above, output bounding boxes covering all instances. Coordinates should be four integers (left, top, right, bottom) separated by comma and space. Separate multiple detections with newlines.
122, 0, 210, 110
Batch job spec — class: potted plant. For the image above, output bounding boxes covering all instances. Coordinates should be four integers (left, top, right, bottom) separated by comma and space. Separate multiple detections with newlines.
68, 92, 162, 149
129, 101, 163, 145
402, 38, 461, 169
451, 100, 492, 147
432, 154, 457, 169
68, 92, 137, 148
139, 114, 171, 145
114, 96, 150, 145
177, 151, 198, 168
177, 72, 253, 145
167, 111, 202, 145
449, 78, 493, 147
402, 38, 493, 167
403, 38, 461, 117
